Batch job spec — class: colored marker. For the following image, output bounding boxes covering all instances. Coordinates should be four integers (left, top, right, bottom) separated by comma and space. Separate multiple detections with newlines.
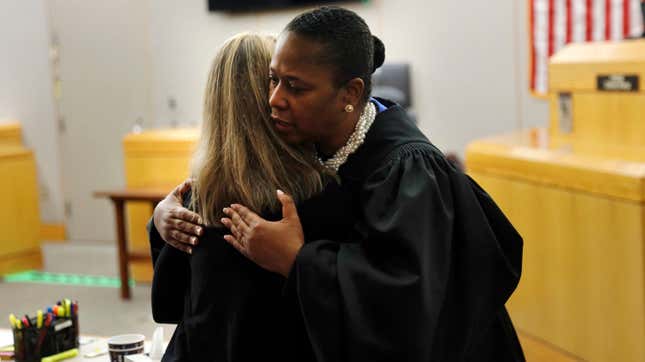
56, 306, 64, 318
36, 313, 53, 355
41, 348, 78, 362
37, 310, 43, 328
65, 299, 71, 317
16, 319, 22, 330
22, 316, 29, 328
8, 314, 17, 329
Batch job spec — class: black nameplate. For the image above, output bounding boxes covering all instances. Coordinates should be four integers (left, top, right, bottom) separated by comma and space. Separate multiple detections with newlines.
596, 74, 639, 92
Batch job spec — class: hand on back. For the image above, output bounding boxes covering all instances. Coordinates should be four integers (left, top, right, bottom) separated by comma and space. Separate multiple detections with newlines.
153, 179, 204, 254
221, 190, 304, 277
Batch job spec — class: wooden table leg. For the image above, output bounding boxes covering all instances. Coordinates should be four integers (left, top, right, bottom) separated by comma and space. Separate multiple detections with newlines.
114, 199, 130, 300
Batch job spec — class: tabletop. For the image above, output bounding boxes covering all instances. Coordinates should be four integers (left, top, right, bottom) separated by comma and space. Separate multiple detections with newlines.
0, 328, 158, 362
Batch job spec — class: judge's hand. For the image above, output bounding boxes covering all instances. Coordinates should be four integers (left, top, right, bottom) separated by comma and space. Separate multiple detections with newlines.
221, 190, 303, 277
153, 179, 204, 254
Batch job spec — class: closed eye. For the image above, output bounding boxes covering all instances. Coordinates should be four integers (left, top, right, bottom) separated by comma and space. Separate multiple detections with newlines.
268, 74, 279, 86
287, 81, 303, 92
269, 74, 306, 94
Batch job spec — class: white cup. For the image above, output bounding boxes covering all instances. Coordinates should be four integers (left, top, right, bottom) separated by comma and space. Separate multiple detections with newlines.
107, 334, 145, 362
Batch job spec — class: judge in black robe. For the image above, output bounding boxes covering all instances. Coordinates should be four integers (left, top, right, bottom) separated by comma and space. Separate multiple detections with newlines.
150, 97, 525, 361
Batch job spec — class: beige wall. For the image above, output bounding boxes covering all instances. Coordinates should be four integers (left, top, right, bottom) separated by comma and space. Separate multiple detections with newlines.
2, 0, 549, 241
48, 0, 154, 241
0, 0, 64, 223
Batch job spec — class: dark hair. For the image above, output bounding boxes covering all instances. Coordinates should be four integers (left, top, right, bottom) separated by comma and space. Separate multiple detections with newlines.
285, 6, 385, 102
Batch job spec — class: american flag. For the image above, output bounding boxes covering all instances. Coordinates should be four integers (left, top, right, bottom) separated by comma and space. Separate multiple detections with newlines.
530, 0, 644, 95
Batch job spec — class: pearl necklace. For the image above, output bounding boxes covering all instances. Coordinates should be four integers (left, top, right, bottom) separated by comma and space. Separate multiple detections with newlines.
317, 102, 376, 172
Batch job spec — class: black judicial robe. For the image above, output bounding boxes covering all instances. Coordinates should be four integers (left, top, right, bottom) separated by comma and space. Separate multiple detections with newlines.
149, 98, 525, 361
283, 98, 525, 361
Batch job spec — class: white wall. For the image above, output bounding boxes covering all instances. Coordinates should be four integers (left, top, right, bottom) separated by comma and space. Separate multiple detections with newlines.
148, 0, 549, 154
147, 1, 381, 129
0, 0, 64, 223
48, 0, 154, 241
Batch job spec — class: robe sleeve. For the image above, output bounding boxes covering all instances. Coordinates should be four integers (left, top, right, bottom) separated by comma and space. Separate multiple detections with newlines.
148, 215, 189, 324
147, 218, 165, 266
285, 143, 522, 362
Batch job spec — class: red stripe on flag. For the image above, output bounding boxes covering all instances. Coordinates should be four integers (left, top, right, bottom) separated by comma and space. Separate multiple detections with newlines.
566, 0, 573, 42
548, 0, 556, 55
623, 0, 630, 37
586, 0, 593, 40
530, 0, 536, 92
605, 0, 611, 39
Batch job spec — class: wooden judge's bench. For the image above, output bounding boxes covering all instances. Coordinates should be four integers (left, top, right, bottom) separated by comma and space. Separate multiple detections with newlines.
466, 40, 645, 361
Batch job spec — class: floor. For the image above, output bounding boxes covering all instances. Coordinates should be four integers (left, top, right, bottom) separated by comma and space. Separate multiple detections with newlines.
0, 241, 175, 341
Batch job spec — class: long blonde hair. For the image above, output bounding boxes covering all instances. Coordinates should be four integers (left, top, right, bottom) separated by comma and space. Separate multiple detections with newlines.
191, 32, 323, 226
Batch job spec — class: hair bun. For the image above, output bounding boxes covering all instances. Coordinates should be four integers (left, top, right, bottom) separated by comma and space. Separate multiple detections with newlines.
372, 35, 385, 73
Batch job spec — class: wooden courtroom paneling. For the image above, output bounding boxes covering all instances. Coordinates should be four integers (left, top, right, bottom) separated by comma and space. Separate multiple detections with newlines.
469, 169, 643, 362
468, 41, 645, 360
466, 119, 645, 361
518, 330, 583, 362
548, 40, 645, 160
0, 122, 42, 275
40, 223, 66, 242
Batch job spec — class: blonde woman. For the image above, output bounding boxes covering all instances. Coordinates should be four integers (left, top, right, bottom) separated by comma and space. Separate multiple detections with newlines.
149, 33, 341, 361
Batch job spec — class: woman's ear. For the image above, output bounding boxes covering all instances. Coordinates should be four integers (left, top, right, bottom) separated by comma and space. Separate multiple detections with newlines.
341, 77, 365, 107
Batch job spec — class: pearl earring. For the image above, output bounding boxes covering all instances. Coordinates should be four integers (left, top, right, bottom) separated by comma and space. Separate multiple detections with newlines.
344, 104, 354, 113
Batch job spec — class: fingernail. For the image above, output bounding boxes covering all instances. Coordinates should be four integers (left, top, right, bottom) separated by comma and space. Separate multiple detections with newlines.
223, 207, 228, 213
191, 237, 197, 245
197, 217, 203, 225
196, 227, 202, 234
277, 189, 284, 195
188, 248, 193, 254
